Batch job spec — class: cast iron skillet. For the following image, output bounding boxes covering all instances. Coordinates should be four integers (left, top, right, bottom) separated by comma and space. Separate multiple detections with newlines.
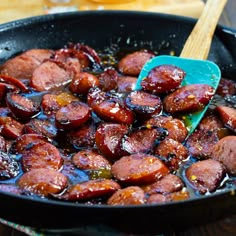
0, 11, 236, 234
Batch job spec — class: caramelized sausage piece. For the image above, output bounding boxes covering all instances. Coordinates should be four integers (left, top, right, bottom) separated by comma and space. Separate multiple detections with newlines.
199, 114, 224, 131
125, 91, 162, 118
0, 184, 23, 195
107, 186, 145, 205
12, 133, 48, 154
59, 179, 121, 201
144, 174, 184, 195
117, 76, 137, 93
0, 49, 54, 80
216, 106, 236, 133
146, 193, 169, 204
186, 159, 225, 194
216, 78, 236, 97
144, 116, 188, 143
211, 136, 236, 175
0, 151, 20, 180
141, 65, 185, 94
41, 92, 78, 115
0, 136, 6, 152
112, 153, 169, 185
185, 129, 220, 159
21, 141, 63, 172
122, 127, 167, 154
118, 50, 154, 76
55, 101, 91, 130
154, 138, 188, 171
0, 82, 18, 101
95, 123, 129, 160
18, 168, 68, 197
72, 150, 111, 171
70, 72, 99, 95
163, 84, 214, 113
6, 93, 40, 120
24, 119, 58, 140
31, 60, 71, 92
67, 121, 95, 148
98, 68, 118, 91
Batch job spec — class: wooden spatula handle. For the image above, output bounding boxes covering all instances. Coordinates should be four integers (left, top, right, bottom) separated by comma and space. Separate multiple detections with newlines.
180, 0, 227, 60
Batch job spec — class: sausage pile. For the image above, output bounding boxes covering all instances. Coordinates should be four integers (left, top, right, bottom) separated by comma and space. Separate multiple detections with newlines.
0, 43, 235, 205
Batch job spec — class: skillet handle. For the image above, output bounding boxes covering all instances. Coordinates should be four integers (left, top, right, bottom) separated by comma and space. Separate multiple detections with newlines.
180, 0, 227, 60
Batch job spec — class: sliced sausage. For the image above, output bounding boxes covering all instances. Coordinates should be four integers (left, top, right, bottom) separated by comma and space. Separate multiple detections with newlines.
24, 119, 58, 140
87, 86, 106, 108
112, 153, 169, 185
0, 49, 54, 80
98, 68, 118, 91
216, 106, 236, 133
0, 116, 24, 139
144, 174, 184, 195
55, 101, 91, 130
0, 136, 6, 152
146, 193, 169, 204
72, 150, 111, 171
117, 76, 137, 93
107, 186, 145, 205
70, 72, 99, 95
185, 129, 220, 159
92, 99, 135, 125
59, 179, 121, 201
125, 91, 162, 118
199, 114, 224, 131
154, 138, 189, 171
122, 127, 168, 154
0, 151, 20, 180
12, 133, 48, 154
6, 93, 40, 119
118, 50, 154, 76
41, 92, 78, 115
0, 82, 18, 101
185, 159, 225, 194
144, 116, 188, 143
211, 136, 236, 175
95, 123, 129, 160
163, 84, 214, 113
0, 184, 23, 195
18, 168, 68, 197
31, 60, 71, 92
216, 78, 236, 97
67, 121, 95, 148
21, 141, 63, 172
141, 65, 185, 94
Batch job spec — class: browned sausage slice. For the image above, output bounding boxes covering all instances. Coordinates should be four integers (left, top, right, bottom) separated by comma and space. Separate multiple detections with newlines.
72, 150, 111, 171
211, 136, 236, 175
95, 123, 129, 160
55, 101, 91, 130
125, 91, 162, 118
144, 116, 188, 143
141, 65, 185, 94
6, 93, 40, 119
21, 141, 63, 172
112, 153, 169, 185
107, 186, 145, 205
0, 151, 20, 180
118, 50, 154, 76
216, 106, 236, 133
70, 72, 99, 95
185, 159, 225, 194
117, 76, 137, 93
198, 114, 224, 131
18, 168, 68, 197
0, 136, 6, 152
146, 193, 169, 204
31, 60, 71, 91
98, 68, 118, 91
163, 84, 214, 113
154, 138, 189, 171
185, 129, 220, 159
0, 49, 54, 80
0, 184, 23, 195
0, 82, 19, 101
59, 179, 121, 201
216, 78, 236, 97
144, 174, 184, 195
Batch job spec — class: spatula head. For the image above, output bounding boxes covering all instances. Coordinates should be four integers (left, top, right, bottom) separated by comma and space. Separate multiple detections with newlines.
135, 55, 221, 135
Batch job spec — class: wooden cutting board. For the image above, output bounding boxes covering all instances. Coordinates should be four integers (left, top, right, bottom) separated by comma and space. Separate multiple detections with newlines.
0, 0, 204, 24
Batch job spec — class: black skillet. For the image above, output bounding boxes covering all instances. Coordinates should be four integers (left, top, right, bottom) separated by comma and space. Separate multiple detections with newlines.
0, 11, 236, 234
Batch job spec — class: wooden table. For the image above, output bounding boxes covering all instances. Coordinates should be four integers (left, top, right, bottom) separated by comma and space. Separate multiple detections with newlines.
0, 0, 236, 235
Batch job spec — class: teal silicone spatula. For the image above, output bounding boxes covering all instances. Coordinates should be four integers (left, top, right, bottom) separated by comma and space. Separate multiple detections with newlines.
135, 0, 227, 135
